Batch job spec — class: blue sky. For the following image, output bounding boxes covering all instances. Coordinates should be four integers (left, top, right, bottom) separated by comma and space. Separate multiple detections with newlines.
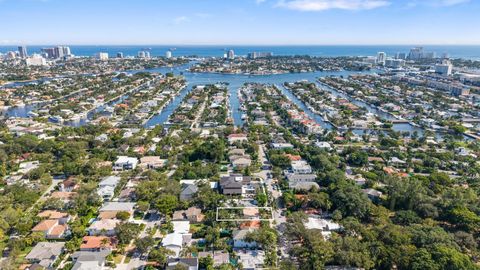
0, 0, 478, 45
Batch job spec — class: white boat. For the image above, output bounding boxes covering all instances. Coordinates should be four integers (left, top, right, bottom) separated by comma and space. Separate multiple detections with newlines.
241, 114, 247, 120
48, 115, 64, 123
104, 106, 115, 113
27, 111, 39, 118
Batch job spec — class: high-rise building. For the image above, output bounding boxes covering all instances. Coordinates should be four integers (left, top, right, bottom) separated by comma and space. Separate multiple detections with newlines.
408, 47, 424, 60
6, 51, 16, 59
385, 59, 405, 68
26, 54, 47, 66
96, 52, 109, 60
54, 46, 64, 59
376, 52, 386, 65
41, 46, 70, 59
435, 60, 453, 76
117, 52, 124, 58
138, 51, 146, 58
144, 51, 151, 58
395, 52, 407, 60
42, 48, 56, 59
248, 51, 273, 59
165, 50, 172, 59
18, 46, 28, 58
62, 46, 71, 56
228, 49, 235, 60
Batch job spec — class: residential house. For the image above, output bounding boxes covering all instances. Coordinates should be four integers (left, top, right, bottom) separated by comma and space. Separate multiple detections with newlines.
172, 207, 205, 223
88, 219, 120, 236
166, 257, 199, 270
98, 202, 135, 219
219, 174, 252, 196
291, 160, 312, 174
71, 250, 110, 270
80, 236, 117, 252
37, 210, 71, 223
304, 215, 341, 238
227, 133, 248, 144
162, 233, 183, 257
232, 229, 257, 248
25, 242, 65, 269
162, 221, 192, 257
231, 156, 252, 169
228, 148, 246, 157
289, 181, 320, 191
113, 156, 138, 171
286, 173, 317, 190
50, 191, 76, 202
271, 142, 294, 149
315, 141, 332, 151
198, 252, 230, 267
97, 176, 121, 201
140, 156, 167, 169
59, 177, 79, 192
363, 188, 383, 202
94, 134, 108, 143
32, 217, 68, 239
180, 184, 198, 201
236, 249, 265, 270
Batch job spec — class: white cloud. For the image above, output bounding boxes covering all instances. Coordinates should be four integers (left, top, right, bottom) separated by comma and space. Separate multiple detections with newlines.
435, 0, 470, 6
173, 16, 189, 24
407, 0, 470, 7
276, 0, 390, 11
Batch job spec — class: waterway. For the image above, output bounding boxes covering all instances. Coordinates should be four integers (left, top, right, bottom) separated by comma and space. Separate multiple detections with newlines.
2, 62, 464, 139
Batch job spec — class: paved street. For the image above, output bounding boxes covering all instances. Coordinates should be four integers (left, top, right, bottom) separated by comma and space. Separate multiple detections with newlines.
254, 144, 289, 259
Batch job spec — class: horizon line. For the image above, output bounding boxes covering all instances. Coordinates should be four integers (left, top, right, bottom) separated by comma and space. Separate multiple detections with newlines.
2, 44, 480, 47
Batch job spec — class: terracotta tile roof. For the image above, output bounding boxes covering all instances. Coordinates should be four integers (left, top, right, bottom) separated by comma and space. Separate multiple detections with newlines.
37, 210, 69, 220
49, 224, 67, 237
228, 133, 247, 138
80, 236, 116, 250
285, 154, 302, 161
240, 221, 261, 229
32, 219, 57, 232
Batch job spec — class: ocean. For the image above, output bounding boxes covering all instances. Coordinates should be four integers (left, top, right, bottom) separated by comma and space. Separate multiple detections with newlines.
1, 45, 480, 60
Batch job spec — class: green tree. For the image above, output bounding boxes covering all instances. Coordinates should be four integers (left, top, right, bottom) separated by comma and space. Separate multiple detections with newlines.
155, 194, 178, 216
134, 236, 155, 254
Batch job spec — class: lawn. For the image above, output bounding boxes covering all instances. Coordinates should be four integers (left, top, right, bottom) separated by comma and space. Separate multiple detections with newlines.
113, 254, 124, 264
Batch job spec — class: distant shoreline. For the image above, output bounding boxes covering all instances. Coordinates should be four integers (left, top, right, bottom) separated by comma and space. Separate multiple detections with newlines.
1, 45, 479, 60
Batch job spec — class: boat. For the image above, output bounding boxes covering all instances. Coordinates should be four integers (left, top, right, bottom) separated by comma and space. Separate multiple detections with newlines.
27, 111, 39, 118
241, 114, 247, 120
104, 106, 114, 113
48, 115, 64, 123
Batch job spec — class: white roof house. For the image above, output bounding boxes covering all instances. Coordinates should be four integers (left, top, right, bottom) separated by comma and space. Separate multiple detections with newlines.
291, 160, 312, 174
99, 176, 121, 187
315, 141, 332, 150
304, 216, 341, 239
99, 202, 136, 213
162, 233, 183, 257
97, 186, 115, 201
172, 221, 190, 234
97, 176, 121, 201
113, 156, 138, 171
271, 143, 294, 149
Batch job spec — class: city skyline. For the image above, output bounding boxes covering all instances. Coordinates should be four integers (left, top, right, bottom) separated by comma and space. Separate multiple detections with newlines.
1, 0, 479, 45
